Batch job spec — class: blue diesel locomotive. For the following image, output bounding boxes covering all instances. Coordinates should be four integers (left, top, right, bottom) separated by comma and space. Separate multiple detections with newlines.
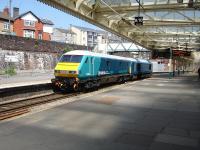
52, 50, 152, 91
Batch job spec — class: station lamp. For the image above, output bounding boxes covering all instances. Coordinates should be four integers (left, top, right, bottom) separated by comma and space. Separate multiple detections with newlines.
134, 0, 143, 26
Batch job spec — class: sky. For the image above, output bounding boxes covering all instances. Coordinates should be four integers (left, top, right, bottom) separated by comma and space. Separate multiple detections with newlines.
0, 0, 100, 30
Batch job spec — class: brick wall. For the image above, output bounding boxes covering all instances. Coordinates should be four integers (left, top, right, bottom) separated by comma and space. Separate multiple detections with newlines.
13, 19, 23, 37
43, 32, 51, 41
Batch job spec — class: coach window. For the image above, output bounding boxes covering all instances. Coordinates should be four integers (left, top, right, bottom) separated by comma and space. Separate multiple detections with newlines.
107, 60, 111, 70
91, 57, 95, 64
106, 60, 109, 66
149, 64, 152, 70
118, 62, 121, 69
85, 58, 88, 63
137, 64, 141, 71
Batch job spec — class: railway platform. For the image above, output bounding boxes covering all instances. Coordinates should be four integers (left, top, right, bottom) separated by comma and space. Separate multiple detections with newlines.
0, 79, 51, 90
0, 70, 53, 89
0, 71, 53, 102
0, 73, 200, 150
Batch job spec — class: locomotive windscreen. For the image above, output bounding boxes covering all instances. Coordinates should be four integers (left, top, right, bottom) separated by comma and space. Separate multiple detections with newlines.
59, 55, 83, 63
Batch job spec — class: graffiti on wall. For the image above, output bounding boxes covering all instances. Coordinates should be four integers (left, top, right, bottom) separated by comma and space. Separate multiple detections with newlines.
0, 49, 58, 71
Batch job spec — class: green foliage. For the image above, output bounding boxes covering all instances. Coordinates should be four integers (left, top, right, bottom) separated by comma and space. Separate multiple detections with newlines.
34, 40, 39, 49
34, 44, 38, 49
4, 66, 17, 76
63, 46, 72, 53
0, 70, 4, 75
25, 36, 31, 40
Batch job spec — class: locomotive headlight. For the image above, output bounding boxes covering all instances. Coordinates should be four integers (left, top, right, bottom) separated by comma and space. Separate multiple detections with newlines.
69, 71, 78, 74
54, 70, 60, 73
55, 70, 68, 74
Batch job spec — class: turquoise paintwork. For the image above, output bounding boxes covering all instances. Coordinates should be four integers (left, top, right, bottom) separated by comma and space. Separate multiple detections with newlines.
75, 55, 152, 81
77, 55, 133, 80
78, 55, 101, 80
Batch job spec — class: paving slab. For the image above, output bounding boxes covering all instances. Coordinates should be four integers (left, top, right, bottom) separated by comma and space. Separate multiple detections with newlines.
0, 74, 200, 150
0, 80, 51, 89
155, 134, 199, 147
163, 127, 189, 137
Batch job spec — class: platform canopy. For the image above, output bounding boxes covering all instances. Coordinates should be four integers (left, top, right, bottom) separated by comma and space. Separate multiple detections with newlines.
38, 0, 200, 51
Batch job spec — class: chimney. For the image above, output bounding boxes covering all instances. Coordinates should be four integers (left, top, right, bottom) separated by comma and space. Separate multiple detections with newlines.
3, 7, 9, 17
13, 7, 19, 18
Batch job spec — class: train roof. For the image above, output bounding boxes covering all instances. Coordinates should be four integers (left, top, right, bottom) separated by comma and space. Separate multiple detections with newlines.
64, 50, 138, 62
137, 58, 151, 64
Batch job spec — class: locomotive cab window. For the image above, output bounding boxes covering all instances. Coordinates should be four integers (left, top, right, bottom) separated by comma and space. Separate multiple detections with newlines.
59, 55, 83, 63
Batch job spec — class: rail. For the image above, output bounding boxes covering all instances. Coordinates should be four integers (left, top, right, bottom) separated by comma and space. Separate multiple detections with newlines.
0, 92, 81, 120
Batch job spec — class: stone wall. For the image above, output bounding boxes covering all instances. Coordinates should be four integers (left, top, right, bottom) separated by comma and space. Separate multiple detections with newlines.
0, 34, 92, 72
0, 34, 92, 53
0, 49, 58, 71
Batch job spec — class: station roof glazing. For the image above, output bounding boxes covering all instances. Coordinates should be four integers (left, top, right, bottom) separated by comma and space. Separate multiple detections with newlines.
39, 0, 200, 51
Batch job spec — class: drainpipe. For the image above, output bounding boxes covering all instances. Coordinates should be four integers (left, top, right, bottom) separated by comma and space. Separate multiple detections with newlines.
8, 0, 12, 34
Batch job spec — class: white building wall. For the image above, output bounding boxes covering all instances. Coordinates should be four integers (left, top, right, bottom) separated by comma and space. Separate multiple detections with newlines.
72, 34, 77, 44
97, 35, 107, 44
43, 24, 53, 33
82, 31, 87, 46
52, 28, 77, 44
71, 26, 107, 47
21, 13, 38, 21
71, 27, 81, 45
71, 27, 88, 46
63, 33, 76, 44
95, 43, 108, 53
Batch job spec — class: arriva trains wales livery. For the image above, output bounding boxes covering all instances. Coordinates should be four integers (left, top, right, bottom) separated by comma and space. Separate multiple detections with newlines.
51, 50, 152, 92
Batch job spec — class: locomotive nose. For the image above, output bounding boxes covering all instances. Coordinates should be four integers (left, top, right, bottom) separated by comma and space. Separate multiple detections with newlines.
54, 62, 80, 77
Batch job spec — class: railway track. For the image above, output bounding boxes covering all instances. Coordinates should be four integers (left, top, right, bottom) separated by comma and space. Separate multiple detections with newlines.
0, 80, 136, 121
0, 92, 81, 121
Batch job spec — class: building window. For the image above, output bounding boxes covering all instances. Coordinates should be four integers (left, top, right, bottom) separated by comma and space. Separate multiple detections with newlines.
24, 20, 35, 27
38, 33, 42, 40
24, 30, 35, 38
87, 31, 92, 35
3, 22, 9, 30
88, 35, 93, 39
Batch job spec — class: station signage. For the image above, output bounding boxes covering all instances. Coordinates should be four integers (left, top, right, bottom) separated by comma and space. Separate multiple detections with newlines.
172, 50, 191, 57
134, 16, 143, 26
152, 49, 170, 59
